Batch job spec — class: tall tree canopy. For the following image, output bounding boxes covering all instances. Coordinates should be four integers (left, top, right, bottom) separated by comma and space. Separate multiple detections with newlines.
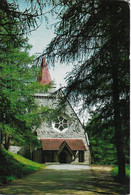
45, 0, 129, 180
0, 0, 57, 150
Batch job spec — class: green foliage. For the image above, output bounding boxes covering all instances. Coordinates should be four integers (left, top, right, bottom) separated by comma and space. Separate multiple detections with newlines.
86, 114, 117, 165
90, 140, 117, 165
0, 1, 60, 149
111, 165, 130, 178
0, 46, 58, 147
0, 0, 45, 38
0, 41, 41, 147
46, 0, 129, 178
0, 148, 44, 183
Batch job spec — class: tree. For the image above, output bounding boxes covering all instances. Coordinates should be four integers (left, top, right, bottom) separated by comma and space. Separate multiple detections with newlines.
45, 0, 129, 181
86, 113, 117, 165
0, 40, 41, 148
0, 0, 58, 150
0, 0, 44, 35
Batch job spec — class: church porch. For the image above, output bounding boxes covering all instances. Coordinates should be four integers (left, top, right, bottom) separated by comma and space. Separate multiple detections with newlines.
36, 138, 88, 164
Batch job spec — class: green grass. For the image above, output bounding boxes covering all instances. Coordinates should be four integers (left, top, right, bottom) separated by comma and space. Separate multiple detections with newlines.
111, 164, 130, 178
0, 148, 44, 184
10, 151, 44, 170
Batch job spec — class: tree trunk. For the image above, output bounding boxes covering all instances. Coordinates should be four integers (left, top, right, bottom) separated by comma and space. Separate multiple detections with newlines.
112, 66, 126, 181
110, 1, 126, 182
0, 130, 4, 148
4, 134, 10, 150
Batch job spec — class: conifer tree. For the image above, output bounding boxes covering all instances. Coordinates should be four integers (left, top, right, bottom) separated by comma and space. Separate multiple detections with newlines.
0, 0, 56, 149
45, 0, 129, 180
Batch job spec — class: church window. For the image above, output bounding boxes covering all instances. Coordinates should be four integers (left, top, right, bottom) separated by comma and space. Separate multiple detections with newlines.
53, 116, 69, 132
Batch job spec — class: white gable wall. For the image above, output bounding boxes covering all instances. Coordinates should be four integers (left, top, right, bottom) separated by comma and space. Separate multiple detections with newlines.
34, 90, 91, 164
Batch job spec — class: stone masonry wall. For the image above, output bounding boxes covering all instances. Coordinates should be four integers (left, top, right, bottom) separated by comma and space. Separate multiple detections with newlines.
34, 90, 90, 163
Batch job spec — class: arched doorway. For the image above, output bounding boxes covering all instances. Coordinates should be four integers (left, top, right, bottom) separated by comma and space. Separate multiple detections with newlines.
58, 142, 73, 163
60, 151, 67, 163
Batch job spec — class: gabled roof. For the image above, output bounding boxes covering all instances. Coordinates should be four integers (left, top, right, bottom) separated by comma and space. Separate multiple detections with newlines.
58, 141, 74, 155
37, 57, 52, 85
41, 138, 87, 151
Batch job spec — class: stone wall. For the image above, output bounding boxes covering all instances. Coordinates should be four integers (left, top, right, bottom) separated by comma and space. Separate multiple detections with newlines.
34, 90, 91, 164
9, 146, 21, 154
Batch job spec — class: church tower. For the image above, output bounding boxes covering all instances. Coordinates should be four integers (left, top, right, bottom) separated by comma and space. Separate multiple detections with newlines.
33, 58, 91, 164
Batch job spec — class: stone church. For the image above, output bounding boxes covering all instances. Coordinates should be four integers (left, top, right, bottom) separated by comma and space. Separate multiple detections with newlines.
33, 58, 91, 164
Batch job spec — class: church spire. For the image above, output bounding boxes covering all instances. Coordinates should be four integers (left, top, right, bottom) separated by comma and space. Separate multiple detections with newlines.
37, 57, 52, 85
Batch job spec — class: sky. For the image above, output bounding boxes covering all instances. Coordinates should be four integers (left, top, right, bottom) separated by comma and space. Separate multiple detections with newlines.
28, 14, 73, 89
24, 3, 89, 123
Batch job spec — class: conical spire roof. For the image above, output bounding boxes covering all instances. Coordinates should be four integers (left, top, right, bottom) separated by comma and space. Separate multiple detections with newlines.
37, 57, 52, 85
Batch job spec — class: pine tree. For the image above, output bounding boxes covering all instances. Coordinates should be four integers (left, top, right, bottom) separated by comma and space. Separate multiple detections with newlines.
0, 0, 57, 149
45, 0, 129, 181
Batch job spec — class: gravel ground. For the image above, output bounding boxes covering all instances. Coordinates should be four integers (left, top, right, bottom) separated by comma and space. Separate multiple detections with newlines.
46, 164, 91, 170
0, 165, 129, 194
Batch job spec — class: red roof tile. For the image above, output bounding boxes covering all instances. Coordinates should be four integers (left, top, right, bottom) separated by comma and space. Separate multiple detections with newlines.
41, 138, 87, 151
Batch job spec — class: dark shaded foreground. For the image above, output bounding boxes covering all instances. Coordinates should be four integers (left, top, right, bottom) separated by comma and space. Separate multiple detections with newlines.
0, 165, 129, 194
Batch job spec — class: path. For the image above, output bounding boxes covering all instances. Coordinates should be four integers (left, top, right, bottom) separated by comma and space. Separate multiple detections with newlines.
0, 164, 129, 194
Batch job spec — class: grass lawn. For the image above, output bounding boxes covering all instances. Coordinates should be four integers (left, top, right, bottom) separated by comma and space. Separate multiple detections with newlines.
0, 148, 44, 184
